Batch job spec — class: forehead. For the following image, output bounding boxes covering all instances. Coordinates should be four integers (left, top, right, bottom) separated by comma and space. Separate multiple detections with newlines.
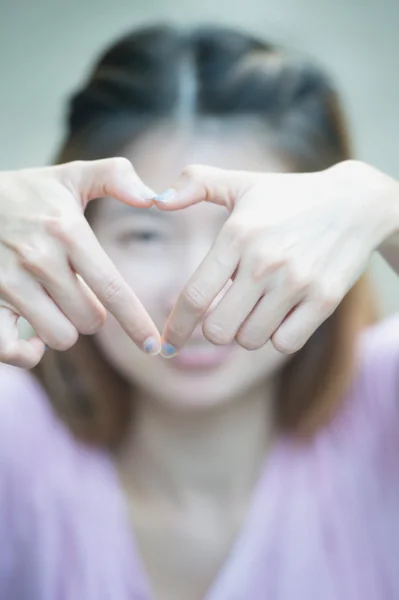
94, 120, 289, 227
126, 119, 289, 191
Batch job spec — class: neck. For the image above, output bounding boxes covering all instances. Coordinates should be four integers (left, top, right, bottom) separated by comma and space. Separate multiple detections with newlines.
117, 383, 275, 508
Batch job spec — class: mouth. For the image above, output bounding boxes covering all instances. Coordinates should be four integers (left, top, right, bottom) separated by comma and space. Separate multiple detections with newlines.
166, 343, 234, 370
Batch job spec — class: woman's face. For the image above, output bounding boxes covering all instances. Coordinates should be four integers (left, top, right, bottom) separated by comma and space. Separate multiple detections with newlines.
92, 122, 291, 409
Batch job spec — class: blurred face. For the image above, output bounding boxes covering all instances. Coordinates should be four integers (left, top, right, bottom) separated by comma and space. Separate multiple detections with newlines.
92, 121, 291, 409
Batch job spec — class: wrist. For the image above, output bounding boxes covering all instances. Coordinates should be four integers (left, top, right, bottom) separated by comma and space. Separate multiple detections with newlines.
333, 160, 399, 247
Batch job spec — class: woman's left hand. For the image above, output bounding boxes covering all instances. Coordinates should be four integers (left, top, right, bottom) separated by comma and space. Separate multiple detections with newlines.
155, 160, 399, 356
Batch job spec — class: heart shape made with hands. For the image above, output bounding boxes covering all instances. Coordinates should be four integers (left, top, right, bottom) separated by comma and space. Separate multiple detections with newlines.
0, 158, 388, 369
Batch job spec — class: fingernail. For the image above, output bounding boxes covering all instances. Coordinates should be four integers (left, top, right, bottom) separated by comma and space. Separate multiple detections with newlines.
161, 341, 177, 358
154, 188, 176, 204
143, 336, 161, 356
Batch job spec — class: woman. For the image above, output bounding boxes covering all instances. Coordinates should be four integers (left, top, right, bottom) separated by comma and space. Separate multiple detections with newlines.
1, 25, 399, 599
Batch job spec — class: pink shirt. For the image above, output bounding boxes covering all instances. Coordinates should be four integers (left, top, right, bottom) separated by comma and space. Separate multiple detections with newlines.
1, 317, 399, 599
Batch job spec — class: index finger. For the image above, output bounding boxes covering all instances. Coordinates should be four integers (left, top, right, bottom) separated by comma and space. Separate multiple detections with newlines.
161, 235, 239, 357
69, 220, 161, 355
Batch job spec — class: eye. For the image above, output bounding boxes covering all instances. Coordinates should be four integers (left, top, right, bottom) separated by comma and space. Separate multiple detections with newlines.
133, 230, 160, 242
117, 229, 164, 245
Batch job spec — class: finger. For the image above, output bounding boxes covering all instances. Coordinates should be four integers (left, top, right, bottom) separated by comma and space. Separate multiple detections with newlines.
14, 220, 107, 336
0, 306, 45, 368
161, 238, 239, 356
154, 164, 251, 212
41, 262, 106, 335
69, 221, 161, 354
235, 289, 299, 351
59, 157, 156, 209
2, 279, 79, 351
202, 273, 263, 346
271, 292, 339, 354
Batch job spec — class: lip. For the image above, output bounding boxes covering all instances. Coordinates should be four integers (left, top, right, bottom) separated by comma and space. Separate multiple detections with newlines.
167, 344, 234, 370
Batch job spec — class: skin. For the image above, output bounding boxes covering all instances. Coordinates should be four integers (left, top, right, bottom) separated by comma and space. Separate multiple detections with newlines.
0, 158, 160, 367
91, 122, 292, 599
158, 161, 399, 356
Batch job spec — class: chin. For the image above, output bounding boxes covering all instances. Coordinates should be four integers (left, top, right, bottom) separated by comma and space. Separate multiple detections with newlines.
128, 352, 282, 413
147, 374, 241, 411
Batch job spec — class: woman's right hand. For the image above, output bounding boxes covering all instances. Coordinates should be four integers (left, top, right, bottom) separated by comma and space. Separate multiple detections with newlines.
0, 158, 161, 368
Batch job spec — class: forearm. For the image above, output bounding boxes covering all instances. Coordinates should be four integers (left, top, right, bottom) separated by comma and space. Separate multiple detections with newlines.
371, 166, 399, 274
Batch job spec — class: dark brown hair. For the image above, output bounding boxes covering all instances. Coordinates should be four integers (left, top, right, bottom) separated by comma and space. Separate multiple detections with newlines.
34, 25, 376, 447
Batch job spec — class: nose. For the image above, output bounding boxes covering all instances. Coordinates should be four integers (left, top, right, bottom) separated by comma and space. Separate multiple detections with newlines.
163, 241, 209, 315
163, 241, 233, 325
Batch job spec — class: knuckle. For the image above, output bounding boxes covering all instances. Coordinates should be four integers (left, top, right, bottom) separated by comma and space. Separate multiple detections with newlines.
164, 319, 187, 343
235, 330, 265, 351
0, 343, 17, 365
0, 271, 21, 296
182, 284, 208, 313
180, 164, 209, 200
251, 246, 270, 266
108, 156, 133, 177
101, 276, 126, 305
79, 308, 106, 335
53, 327, 79, 352
44, 215, 82, 243
249, 246, 283, 281
181, 164, 203, 183
315, 284, 342, 314
202, 321, 232, 345
17, 241, 54, 273
285, 264, 312, 295
272, 331, 302, 355
223, 219, 250, 251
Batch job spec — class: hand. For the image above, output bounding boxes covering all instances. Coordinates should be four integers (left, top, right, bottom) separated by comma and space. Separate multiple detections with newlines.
156, 160, 398, 356
0, 158, 161, 368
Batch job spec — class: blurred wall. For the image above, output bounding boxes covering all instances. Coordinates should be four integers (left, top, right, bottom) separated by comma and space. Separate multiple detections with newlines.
0, 0, 398, 313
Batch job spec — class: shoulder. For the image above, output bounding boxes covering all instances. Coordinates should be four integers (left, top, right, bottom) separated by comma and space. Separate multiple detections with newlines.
325, 315, 399, 461
358, 313, 399, 370
0, 364, 66, 459
0, 366, 111, 590
0, 364, 53, 424
0, 363, 109, 498
0, 364, 87, 503
0, 367, 63, 578
354, 314, 399, 414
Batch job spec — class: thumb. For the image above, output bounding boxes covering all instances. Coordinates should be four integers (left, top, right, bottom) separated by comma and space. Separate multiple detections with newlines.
153, 164, 252, 212
60, 157, 156, 209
